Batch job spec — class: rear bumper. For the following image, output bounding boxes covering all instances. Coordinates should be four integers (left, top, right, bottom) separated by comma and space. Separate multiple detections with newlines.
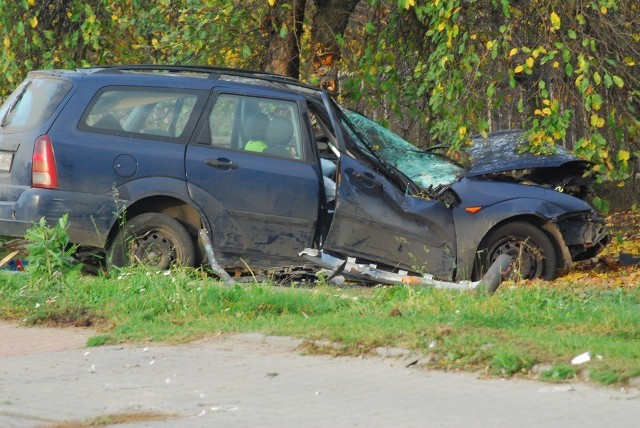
0, 188, 121, 247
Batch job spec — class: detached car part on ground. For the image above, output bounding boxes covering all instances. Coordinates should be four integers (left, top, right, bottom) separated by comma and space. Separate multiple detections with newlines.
0, 65, 608, 287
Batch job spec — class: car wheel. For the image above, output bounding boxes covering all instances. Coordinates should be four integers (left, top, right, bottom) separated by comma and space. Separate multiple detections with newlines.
475, 221, 557, 281
108, 213, 195, 269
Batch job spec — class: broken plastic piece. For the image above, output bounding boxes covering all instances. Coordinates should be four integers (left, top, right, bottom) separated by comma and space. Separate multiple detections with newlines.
571, 351, 591, 365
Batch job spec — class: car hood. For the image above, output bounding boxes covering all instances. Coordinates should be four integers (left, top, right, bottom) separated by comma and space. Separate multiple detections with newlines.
466, 130, 590, 176
464, 130, 593, 199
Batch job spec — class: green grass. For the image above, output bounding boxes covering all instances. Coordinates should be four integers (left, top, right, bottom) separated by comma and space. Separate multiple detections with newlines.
1, 267, 639, 387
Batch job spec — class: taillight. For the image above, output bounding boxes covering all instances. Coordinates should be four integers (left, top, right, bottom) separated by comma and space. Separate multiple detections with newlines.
32, 134, 59, 189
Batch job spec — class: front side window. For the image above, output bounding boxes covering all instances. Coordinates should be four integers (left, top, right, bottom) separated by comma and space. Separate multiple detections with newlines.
81, 88, 200, 140
203, 94, 304, 160
0, 77, 71, 131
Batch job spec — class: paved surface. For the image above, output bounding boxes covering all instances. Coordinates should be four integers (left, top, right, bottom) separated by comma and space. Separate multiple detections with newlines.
1, 321, 639, 427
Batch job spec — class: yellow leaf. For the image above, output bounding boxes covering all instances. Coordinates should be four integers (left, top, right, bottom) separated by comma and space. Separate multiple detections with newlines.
459, 126, 467, 137
550, 12, 561, 31
438, 22, 445, 31
526, 57, 534, 68
534, 109, 544, 116
28, 0, 35, 5
3, 37, 9, 48
542, 99, 551, 106
29, 16, 38, 28
618, 150, 631, 162
486, 40, 494, 50
624, 57, 636, 66
268, 0, 276, 6
542, 107, 552, 116
600, 6, 607, 14
509, 48, 518, 57
553, 61, 560, 68
514, 65, 524, 73
590, 114, 605, 128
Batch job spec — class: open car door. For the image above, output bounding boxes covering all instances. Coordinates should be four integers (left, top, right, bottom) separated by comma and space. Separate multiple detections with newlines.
319, 93, 457, 279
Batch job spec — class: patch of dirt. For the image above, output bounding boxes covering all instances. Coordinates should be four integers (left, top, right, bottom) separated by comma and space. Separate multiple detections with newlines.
37, 412, 176, 428
0, 320, 95, 357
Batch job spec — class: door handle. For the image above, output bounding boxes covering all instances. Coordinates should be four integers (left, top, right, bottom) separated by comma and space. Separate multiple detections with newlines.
204, 158, 238, 170
352, 171, 383, 192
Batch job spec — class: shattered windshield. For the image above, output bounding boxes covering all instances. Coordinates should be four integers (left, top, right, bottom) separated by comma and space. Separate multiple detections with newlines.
343, 111, 465, 189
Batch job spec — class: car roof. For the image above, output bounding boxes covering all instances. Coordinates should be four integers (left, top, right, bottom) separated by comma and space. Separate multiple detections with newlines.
28, 65, 325, 100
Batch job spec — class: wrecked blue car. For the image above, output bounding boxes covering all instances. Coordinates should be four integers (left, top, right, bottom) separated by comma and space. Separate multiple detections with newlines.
0, 65, 608, 282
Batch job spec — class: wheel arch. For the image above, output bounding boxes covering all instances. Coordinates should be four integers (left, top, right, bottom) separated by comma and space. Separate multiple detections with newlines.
471, 214, 570, 280
105, 195, 206, 261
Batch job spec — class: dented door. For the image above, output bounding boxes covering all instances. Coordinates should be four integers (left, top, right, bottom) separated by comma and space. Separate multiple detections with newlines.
318, 93, 457, 279
323, 155, 456, 279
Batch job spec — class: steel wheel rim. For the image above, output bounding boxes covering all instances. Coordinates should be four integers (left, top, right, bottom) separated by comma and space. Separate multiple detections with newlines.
131, 229, 175, 268
488, 237, 543, 280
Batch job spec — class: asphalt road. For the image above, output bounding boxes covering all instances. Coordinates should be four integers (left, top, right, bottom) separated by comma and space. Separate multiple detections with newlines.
1, 321, 639, 427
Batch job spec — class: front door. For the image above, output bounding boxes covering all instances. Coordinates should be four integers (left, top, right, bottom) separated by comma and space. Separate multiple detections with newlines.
324, 155, 456, 279
318, 94, 457, 279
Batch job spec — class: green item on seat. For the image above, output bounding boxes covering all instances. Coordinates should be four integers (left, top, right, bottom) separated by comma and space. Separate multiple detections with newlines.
244, 140, 267, 152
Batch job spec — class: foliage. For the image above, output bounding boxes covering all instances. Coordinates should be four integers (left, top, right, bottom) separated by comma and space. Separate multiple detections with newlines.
0, 0, 267, 99
342, 0, 638, 184
23, 214, 79, 287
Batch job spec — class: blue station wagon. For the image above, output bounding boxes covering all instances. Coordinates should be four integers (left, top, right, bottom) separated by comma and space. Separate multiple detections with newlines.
0, 65, 609, 282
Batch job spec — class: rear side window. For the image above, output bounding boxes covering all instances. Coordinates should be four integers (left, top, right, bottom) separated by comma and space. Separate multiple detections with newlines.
200, 93, 305, 160
0, 78, 71, 131
80, 87, 201, 140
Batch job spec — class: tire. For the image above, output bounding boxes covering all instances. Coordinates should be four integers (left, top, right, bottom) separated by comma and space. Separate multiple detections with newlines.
475, 221, 557, 281
108, 213, 195, 269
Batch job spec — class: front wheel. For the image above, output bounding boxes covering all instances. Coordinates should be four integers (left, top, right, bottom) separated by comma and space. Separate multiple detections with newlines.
108, 213, 195, 269
475, 221, 557, 281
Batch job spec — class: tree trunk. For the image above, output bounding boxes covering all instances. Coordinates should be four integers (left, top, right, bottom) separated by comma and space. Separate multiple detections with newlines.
311, 0, 361, 93
263, 0, 307, 78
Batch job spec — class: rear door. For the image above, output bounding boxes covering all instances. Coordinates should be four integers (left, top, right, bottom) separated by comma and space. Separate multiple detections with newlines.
185, 91, 321, 268
319, 94, 457, 279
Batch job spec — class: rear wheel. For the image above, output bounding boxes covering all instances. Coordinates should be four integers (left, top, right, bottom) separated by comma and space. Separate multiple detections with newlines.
108, 213, 195, 269
475, 221, 557, 281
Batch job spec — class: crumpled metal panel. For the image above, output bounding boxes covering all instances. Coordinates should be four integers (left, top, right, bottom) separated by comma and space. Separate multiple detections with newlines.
467, 130, 590, 177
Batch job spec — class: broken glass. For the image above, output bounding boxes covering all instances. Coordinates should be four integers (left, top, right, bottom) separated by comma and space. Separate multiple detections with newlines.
343, 111, 465, 189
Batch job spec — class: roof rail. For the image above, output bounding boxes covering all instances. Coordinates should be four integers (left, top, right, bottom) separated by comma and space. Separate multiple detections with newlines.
86, 64, 320, 92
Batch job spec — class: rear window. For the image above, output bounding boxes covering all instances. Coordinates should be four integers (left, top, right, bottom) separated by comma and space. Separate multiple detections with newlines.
79, 87, 201, 140
0, 78, 72, 131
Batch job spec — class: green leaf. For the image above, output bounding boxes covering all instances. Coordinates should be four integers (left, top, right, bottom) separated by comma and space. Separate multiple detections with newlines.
279, 23, 288, 38
565, 63, 573, 76
612, 75, 624, 88
593, 71, 601, 85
